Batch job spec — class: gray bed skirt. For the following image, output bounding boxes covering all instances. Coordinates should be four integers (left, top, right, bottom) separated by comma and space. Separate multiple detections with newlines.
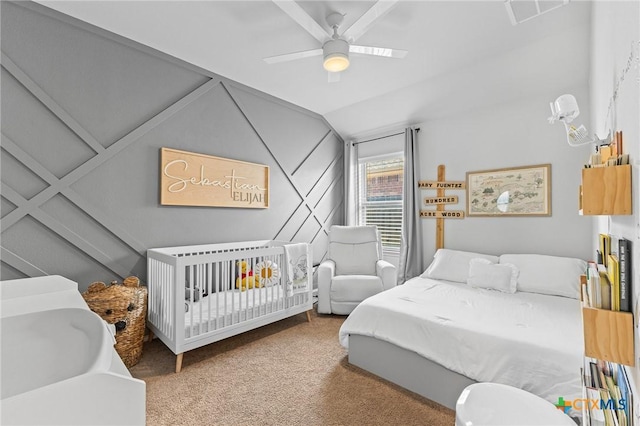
348, 334, 476, 410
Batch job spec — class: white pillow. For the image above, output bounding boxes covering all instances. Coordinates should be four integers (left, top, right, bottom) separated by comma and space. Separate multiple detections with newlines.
421, 249, 499, 283
467, 258, 518, 293
499, 254, 587, 299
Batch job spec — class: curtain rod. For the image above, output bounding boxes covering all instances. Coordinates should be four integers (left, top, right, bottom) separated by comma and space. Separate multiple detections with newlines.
353, 128, 420, 145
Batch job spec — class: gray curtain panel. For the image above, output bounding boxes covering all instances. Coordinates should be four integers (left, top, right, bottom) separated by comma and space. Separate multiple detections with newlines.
398, 127, 423, 284
344, 140, 359, 225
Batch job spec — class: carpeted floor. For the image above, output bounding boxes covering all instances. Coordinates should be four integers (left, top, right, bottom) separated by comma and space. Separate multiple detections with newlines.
130, 308, 455, 425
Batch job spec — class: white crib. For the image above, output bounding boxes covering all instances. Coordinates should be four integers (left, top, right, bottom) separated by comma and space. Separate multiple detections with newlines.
147, 240, 313, 372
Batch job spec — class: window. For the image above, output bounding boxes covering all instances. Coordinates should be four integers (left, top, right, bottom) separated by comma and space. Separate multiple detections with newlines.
358, 153, 403, 253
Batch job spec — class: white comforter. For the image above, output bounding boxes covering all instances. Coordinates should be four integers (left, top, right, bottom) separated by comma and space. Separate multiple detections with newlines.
339, 276, 584, 405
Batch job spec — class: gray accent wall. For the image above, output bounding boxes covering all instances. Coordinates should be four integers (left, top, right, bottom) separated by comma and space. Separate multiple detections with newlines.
1, 1, 344, 290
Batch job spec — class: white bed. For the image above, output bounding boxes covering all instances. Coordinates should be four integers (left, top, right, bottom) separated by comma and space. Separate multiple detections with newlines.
339, 249, 586, 412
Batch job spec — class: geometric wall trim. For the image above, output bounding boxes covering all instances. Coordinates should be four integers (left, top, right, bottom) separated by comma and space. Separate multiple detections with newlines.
1, 1, 343, 289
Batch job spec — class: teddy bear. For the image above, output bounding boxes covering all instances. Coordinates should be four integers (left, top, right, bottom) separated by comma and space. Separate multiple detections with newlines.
82, 276, 147, 368
236, 260, 262, 291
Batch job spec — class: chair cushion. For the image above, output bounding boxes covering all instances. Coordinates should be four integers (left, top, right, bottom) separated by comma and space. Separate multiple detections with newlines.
328, 226, 380, 276
330, 275, 383, 302
329, 225, 379, 245
330, 241, 378, 275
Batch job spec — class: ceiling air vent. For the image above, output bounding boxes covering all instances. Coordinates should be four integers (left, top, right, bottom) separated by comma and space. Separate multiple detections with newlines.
504, 0, 570, 25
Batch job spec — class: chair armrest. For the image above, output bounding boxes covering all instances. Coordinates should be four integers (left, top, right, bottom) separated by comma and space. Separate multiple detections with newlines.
376, 260, 397, 291
317, 260, 336, 314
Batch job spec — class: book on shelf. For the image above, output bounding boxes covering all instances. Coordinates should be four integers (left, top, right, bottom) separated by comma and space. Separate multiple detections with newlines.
618, 239, 632, 313
590, 361, 602, 388
617, 363, 633, 425
599, 271, 612, 311
587, 386, 606, 426
599, 145, 614, 164
586, 131, 630, 167
607, 254, 620, 311
583, 360, 592, 387
587, 261, 602, 308
603, 372, 626, 426
600, 234, 611, 267
591, 235, 633, 313
614, 131, 624, 157
582, 281, 590, 307
599, 388, 617, 426
583, 359, 633, 426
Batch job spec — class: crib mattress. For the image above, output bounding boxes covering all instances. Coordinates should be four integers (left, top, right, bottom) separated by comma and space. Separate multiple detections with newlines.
184, 285, 303, 337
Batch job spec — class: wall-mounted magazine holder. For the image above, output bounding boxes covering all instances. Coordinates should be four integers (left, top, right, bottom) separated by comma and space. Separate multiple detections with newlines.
581, 275, 635, 366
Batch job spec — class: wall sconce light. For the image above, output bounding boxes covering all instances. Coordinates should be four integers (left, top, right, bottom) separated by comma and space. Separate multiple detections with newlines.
548, 94, 609, 146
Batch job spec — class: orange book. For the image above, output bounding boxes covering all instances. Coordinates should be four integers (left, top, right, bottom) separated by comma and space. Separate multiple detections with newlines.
617, 131, 623, 155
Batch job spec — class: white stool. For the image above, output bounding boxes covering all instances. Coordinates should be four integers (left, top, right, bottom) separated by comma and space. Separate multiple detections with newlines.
455, 383, 576, 426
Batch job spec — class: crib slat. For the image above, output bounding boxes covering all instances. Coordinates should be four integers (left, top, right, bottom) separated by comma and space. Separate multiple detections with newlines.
185, 266, 194, 337
225, 260, 230, 326
251, 256, 256, 319
207, 262, 212, 332
216, 261, 221, 330
196, 263, 202, 336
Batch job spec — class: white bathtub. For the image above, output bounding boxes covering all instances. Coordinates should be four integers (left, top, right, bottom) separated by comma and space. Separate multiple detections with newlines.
1, 308, 115, 399
0, 276, 146, 425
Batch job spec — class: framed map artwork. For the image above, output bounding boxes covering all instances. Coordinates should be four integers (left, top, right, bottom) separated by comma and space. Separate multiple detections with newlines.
466, 164, 551, 217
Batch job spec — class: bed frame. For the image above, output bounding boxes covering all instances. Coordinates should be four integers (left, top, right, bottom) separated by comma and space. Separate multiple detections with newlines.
348, 334, 476, 410
147, 240, 313, 372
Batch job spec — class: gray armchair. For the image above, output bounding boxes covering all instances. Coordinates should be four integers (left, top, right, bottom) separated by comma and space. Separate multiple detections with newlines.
317, 225, 397, 315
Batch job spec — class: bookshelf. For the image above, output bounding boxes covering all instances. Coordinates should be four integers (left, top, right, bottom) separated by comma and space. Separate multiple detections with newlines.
583, 309, 635, 366
580, 273, 636, 425
580, 165, 632, 215
579, 133, 634, 424
581, 275, 635, 366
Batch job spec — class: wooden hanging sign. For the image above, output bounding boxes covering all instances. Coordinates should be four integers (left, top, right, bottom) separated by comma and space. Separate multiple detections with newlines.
418, 181, 465, 189
419, 165, 465, 250
424, 195, 459, 205
420, 210, 465, 219
160, 147, 270, 208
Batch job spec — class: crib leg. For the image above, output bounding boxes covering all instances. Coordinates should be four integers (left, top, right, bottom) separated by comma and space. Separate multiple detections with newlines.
306, 309, 312, 322
175, 353, 184, 373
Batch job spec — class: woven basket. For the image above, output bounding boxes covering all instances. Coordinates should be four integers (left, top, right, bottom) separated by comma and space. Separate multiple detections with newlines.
82, 276, 148, 368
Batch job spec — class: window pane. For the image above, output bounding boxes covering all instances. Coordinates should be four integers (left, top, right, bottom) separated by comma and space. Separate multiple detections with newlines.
362, 202, 403, 249
359, 156, 404, 252
365, 158, 403, 201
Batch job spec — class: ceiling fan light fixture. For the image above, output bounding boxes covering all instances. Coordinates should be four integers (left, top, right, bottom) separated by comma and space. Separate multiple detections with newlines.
323, 38, 350, 72
324, 53, 349, 72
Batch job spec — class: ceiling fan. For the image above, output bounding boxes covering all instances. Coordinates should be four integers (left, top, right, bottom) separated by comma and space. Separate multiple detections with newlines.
264, 0, 408, 82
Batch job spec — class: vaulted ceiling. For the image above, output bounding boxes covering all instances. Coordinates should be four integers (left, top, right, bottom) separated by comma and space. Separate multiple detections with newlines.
35, 1, 592, 140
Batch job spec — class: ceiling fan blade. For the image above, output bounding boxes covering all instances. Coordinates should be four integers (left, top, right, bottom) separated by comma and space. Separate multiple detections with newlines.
349, 45, 408, 59
328, 72, 341, 83
264, 48, 323, 64
341, 0, 399, 43
272, 0, 330, 44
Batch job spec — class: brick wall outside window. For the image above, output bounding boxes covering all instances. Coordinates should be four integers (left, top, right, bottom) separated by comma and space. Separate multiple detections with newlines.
359, 156, 404, 251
